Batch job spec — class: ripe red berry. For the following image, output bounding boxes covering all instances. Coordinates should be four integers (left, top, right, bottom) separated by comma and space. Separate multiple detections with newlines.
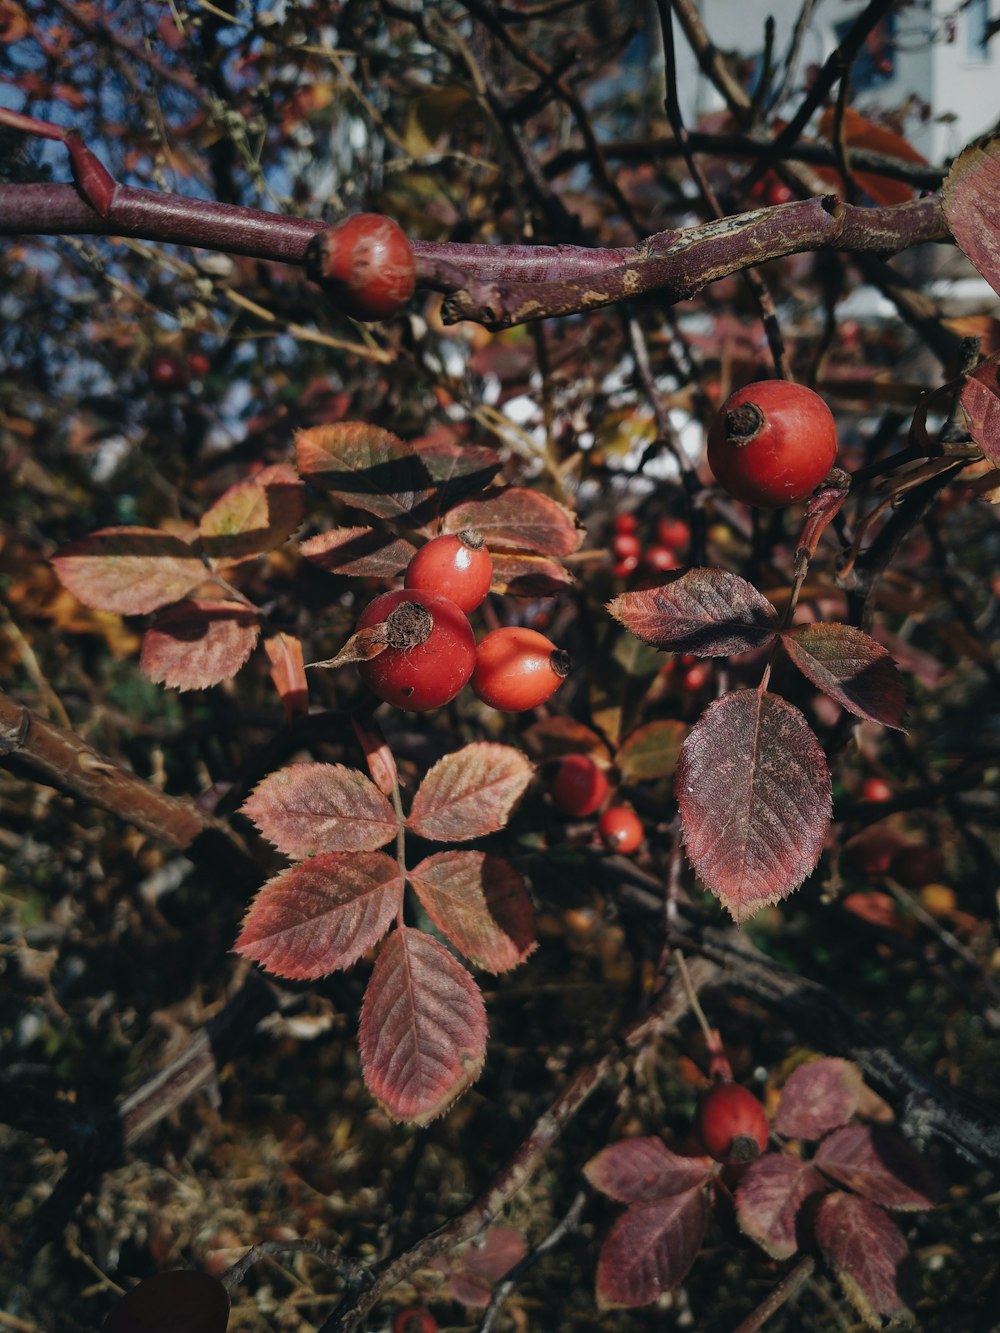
656, 517, 690, 549
614, 513, 639, 534
612, 553, 639, 578
612, 532, 641, 560
598, 805, 643, 853
404, 530, 493, 613
103, 1271, 230, 1333
861, 777, 893, 803
393, 1309, 437, 1333
356, 588, 475, 711
551, 753, 609, 817
188, 352, 211, 378
707, 381, 838, 508
643, 544, 679, 574
695, 1082, 769, 1163
471, 626, 569, 712
305, 213, 416, 321
148, 352, 190, 392
683, 662, 711, 691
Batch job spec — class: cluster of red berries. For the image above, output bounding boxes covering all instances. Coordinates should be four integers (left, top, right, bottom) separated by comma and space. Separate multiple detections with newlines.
548, 752, 644, 853
354, 531, 569, 713
611, 512, 690, 580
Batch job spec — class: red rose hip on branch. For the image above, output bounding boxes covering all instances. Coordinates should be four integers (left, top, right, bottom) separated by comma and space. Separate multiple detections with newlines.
404, 529, 493, 613
551, 753, 609, 817
471, 626, 569, 711
305, 213, 416, 321
707, 380, 837, 508
356, 588, 475, 711
598, 804, 643, 853
695, 1081, 770, 1163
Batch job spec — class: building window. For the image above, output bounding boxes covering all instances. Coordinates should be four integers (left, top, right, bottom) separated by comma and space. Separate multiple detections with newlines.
966, 0, 992, 59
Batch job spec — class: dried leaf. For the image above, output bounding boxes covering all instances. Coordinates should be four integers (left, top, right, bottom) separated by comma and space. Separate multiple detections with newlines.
782, 624, 906, 729
295, 422, 435, 521
817, 107, 927, 206
435, 1227, 528, 1309
944, 137, 1000, 305
676, 690, 832, 922
443, 488, 583, 556
407, 850, 536, 972
299, 526, 417, 578
595, 1189, 708, 1310
775, 1059, 865, 1141
617, 720, 686, 782
735, 1155, 827, 1260
235, 851, 403, 978
406, 743, 534, 842
52, 526, 207, 615
521, 717, 610, 762
199, 463, 304, 563
814, 1125, 939, 1211
814, 1192, 914, 1327
585, 1138, 712, 1203
608, 569, 778, 657
241, 763, 398, 858
264, 632, 309, 722
959, 351, 1000, 466
141, 600, 260, 690
351, 717, 398, 796
489, 551, 575, 596
358, 927, 487, 1124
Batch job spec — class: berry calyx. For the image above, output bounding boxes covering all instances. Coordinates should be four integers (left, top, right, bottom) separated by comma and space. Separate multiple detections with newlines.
471, 626, 569, 712
356, 588, 475, 711
103, 1271, 230, 1333
305, 213, 416, 321
551, 753, 609, 817
707, 380, 838, 508
598, 805, 643, 853
404, 529, 493, 613
695, 1081, 769, 1163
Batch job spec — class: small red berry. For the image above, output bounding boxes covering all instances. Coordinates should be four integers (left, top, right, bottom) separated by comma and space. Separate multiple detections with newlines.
707, 381, 838, 508
392, 1308, 437, 1333
614, 513, 639, 534
612, 554, 639, 578
148, 352, 190, 392
404, 530, 493, 613
471, 626, 569, 712
683, 662, 711, 691
356, 588, 475, 711
695, 1082, 769, 1163
656, 517, 690, 549
187, 352, 211, 378
103, 1271, 230, 1333
612, 532, 642, 560
643, 544, 679, 574
598, 805, 643, 853
305, 213, 416, 321
551, 754, 609, 817
861, 777, 893, 803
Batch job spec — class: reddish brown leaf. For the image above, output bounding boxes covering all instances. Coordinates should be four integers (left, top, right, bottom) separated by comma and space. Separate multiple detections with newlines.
294, 423, 435, 521
407, 850, 536, 973
351, 717, 398, 797
141, 600, 260, 690
781, 624, 906, 729
406, 743, 534, 842
735, 1155, 827, 1260
815, 1125, 939, 1211
521, 717, 611, 762
608, 569, 778, 657
960, 352, 1000, 467
617, 720, 686, 782
299, 526, 416, 578
944, 139, 1000, 305
409, 435, 502, 512
815, 1192, 914, 1325
676, 690, 832, 922
585, 1138, 712, 1203
235, 851, 403, 978
199, 463, 304, 563
442, 488, 583, 556
595, 1188, 708, 1309
52, 526, 207, 615
435, 1226, 528, 1308
358, 926, 487, 1125
489, 551, 575, 596
817, 107, 926, 206
775, 1058, 865, 1141
264, 632, 309, 722
241, 763, 398, 858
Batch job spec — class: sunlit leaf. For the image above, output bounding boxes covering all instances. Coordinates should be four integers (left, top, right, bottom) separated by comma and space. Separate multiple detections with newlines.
52, 526, 207, 615
295, 423, 435, 521
406, 743, 534, 842
299, 526, 417, 578
241, 763, 398, 858
608, 569, 778, 656
782, 624, 906, 729
490, 551, 575, 596
443, 488, 583, 555
618, 720, 686, 782
264, 632, 309, 722
141, 600, 259, 690
408, 850, 536, 972
959, 351, 1000, 466
943, 137, 1000, 304
199, 463, 304, 563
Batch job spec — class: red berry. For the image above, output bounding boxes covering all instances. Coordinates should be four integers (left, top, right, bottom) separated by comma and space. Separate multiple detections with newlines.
187, 352, 211, 378
612, 554, 639, 578
598, 805, 643, 853
683, 662, 711, 691
404, 530, 493, 613
643, 544, 679, 574
103, 1271, 230, 1333
471, 626, 569, 712
766, 181, 793, 206
148, 352, 190, 392
861, 777, 893, 803
614, 513, 639, 534
656, 517, 690, 549
305, 213, 416, 321
695, 1082, 769, 1163
356, 589, 475, 711
612, 532, 642, 560
707, 381, 838, 508
551, 753, 609, 817
393, 1309, 437, 1333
